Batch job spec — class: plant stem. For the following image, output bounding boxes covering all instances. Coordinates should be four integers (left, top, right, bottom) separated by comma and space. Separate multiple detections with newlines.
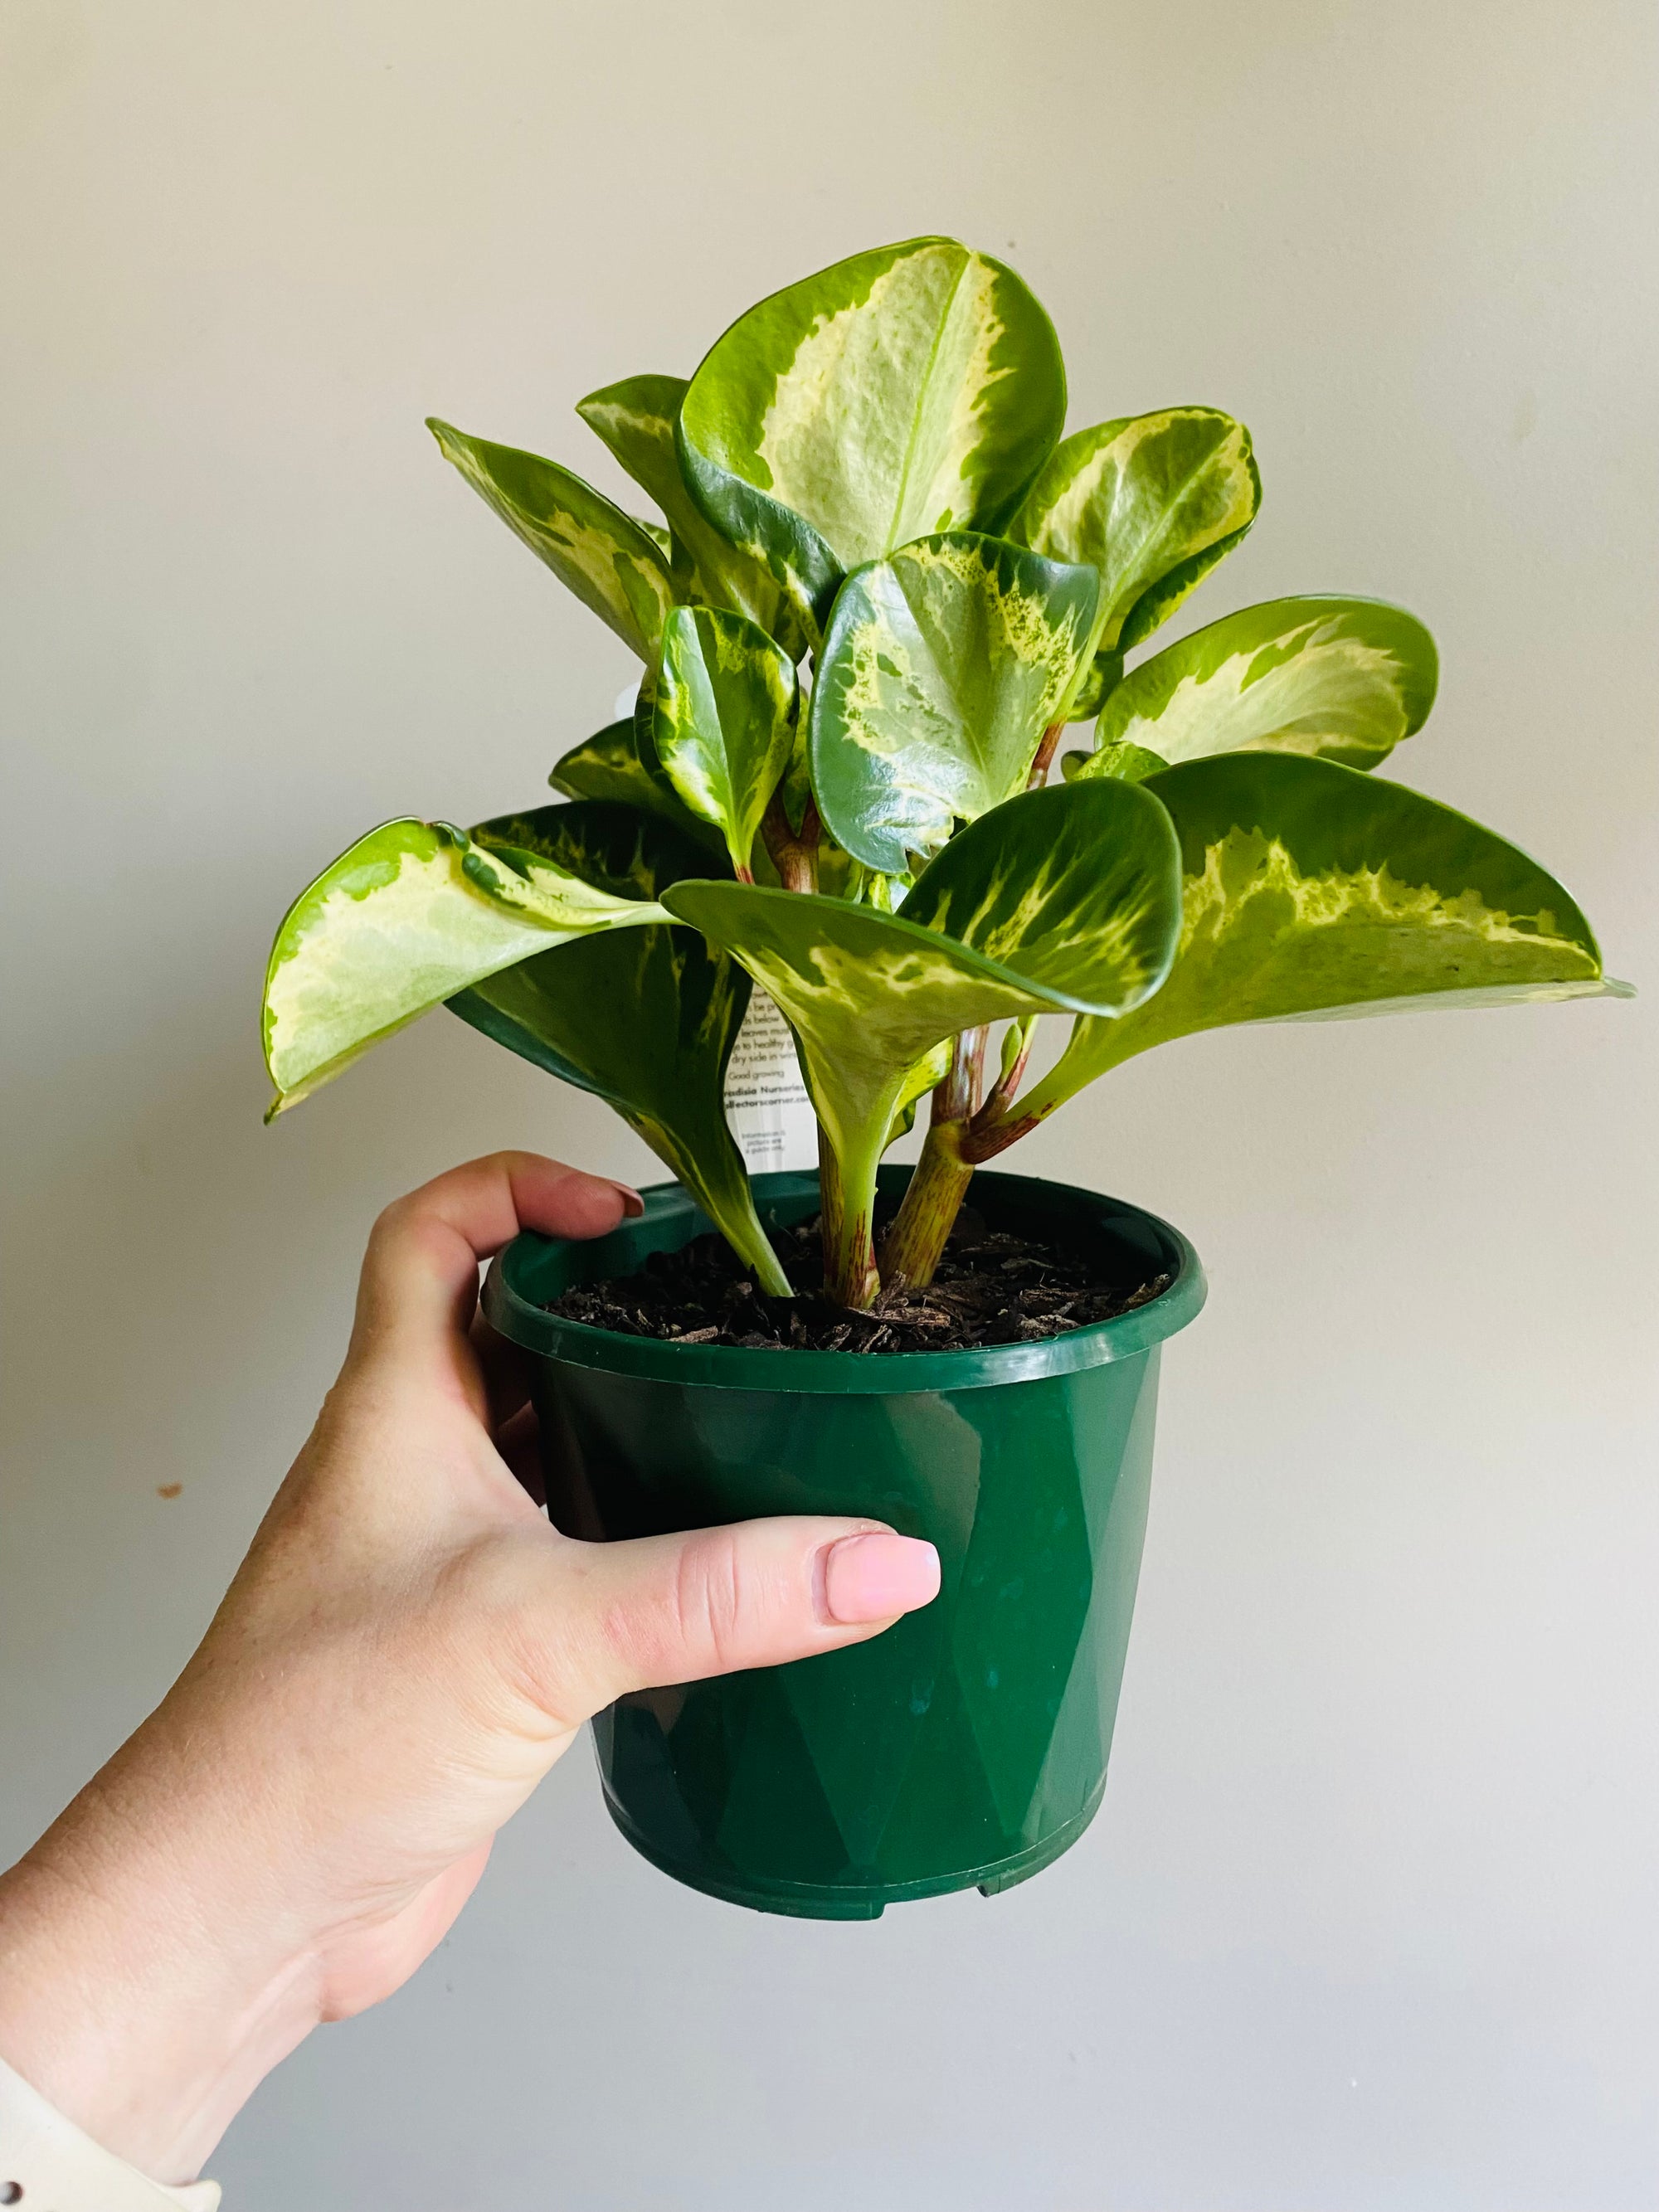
878, 1115, 975, 1291
1027, 718, 1065, 790
878, 1026, 990, 1291
761, 790, 820, 893
818, 1125, 880, 1309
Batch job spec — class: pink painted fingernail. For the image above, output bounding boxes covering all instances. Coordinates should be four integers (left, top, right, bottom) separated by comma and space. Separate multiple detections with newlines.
820, 1533, 941, 1625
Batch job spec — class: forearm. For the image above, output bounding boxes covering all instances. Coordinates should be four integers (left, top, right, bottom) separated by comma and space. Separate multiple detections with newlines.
0, 1726, 321, 2183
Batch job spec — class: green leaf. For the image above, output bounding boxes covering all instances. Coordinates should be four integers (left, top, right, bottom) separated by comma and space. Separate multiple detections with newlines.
808, 532, 1101, 874
1063, 740, 1168, 786
547, 715, 720, 848
577, 373, 808, 657
1011, 408, 1260, 711
1066, 649, 1125, 723
898, 779, 1183, 1004
662, 778, 1180, 1258
1018, 752, 1622, 1123
426, 418, 676, 660
1092, 596, 1439, 772
885, 1039, 953, 1150
262, 817, 669, 1115
678, 237, 1068, 631
449, 803, 788, 1292
653, 605, 799, 878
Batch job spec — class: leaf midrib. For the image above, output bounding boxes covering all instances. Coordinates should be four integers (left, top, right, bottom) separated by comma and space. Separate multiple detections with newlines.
885, 250, 974, 558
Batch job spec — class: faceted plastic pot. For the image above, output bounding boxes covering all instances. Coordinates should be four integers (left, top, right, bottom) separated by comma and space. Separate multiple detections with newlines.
482, 1166, 1204, 1919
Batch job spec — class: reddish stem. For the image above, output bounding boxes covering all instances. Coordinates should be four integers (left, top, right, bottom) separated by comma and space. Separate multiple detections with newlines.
760, 790, 820, 894
1026, 719, 1065, 790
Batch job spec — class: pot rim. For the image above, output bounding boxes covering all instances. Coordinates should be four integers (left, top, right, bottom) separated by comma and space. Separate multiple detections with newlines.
482, 1167, 1205, 1396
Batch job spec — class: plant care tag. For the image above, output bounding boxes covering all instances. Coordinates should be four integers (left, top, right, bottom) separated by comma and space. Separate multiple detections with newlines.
722, 990, 817, 1174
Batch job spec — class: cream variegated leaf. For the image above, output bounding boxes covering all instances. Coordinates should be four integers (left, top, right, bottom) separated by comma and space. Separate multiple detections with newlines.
653, 605, 799, 878
449, 803, 789, 1293
1013, 408, 1261, 669
679, 237, 1067, 630
898, 780, 1183, 1008
1063, 740, 1168, 786
426, 418, 677, 660
1013, 406, 1258, 719
1088, 596, 1439, 773
663, 778, 1180, 1281
809, 532, 1101, 874
547, 716, 723, 850
1015, 754, 1624, 1126
577, 373, 809, 657
263, 819, 668, 1115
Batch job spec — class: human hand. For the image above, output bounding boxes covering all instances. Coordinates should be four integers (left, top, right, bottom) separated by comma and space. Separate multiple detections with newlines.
0, 1154, 940, 2183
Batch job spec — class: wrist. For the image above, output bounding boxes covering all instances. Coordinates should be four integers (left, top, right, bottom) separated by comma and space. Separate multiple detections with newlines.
0, 1728, 324, 2182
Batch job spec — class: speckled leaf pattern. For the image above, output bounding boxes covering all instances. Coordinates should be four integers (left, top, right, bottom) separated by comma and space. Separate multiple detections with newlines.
678, 237, 1067, 630
577, 373, 808, 657
1018, 753, 1623, 1123
809, 532, 1101, 873
1086, 596, 1438, 774
449, 804, 787, 1291
899, 780, 1182, 1005
1014, 408, 1259, 650
547, 717, 722, 849
1011, 406, 1259, 717
653, 606, 799, 877
427, 418, 677, 660
262, 817, 669, 1115
1062, 740, 1168, 787
664, 779, 1180, 1253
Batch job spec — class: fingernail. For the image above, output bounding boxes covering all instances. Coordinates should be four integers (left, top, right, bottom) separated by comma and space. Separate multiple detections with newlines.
819, 1533, 941, 1625
613, 1183, 645, 1218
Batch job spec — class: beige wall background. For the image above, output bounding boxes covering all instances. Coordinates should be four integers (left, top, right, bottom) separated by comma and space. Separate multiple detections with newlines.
2, 2, 1655, 2205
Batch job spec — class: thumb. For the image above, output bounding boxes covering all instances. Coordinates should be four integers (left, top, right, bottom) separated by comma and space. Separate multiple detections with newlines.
533, 1516, 941, 1719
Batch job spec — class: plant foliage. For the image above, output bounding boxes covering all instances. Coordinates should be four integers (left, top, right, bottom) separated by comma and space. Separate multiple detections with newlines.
263, 237, 1627, 1312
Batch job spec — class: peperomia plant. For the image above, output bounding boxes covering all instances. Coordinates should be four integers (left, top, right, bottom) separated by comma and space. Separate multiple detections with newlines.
262, 237, 1627, 1311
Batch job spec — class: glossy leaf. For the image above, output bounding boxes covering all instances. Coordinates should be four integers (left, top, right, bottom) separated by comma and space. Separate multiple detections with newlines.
809, 532, 1101, 873
663, 779, 1180, 1257
1012, 406, 1259, 720
547, 716, 718, 848
426, 418, 675, 660
678, 237, 1067, 630
1014, 407, 1260, 659
1017, 752, 1622, 1124
263, 818, 668, 1115
1086, 596, 1439, 775
1063, 739, 1167, 786
450, 803, 787, 1292
653, 606, 799, 877
577, 373, 807, 656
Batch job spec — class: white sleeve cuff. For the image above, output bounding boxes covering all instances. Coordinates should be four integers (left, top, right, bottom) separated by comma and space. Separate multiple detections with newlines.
0, 2055, 220, 2210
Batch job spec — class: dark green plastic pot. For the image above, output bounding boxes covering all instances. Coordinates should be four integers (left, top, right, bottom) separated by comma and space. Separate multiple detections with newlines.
482, 1167, 1204, 1918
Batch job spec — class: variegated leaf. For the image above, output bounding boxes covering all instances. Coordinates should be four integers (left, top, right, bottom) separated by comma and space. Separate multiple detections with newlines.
1087, 596, 1439, 774
426, 418, 676, 661
1015, 752, 1623, 1125
263, 818, 669, 1115
678, 237, 1067, 630
663, 778, 1180, 1280
1062, 739, 1168, 786
653, 605, 799, 878
577, 373, 808, 656
886, 1038, 953, 1150
808, 532, 1101, 874
450, 804, 788, 1293
898, 779, 1183, 1005
1013, 407, 1260, 662
547, 716, 722, 849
